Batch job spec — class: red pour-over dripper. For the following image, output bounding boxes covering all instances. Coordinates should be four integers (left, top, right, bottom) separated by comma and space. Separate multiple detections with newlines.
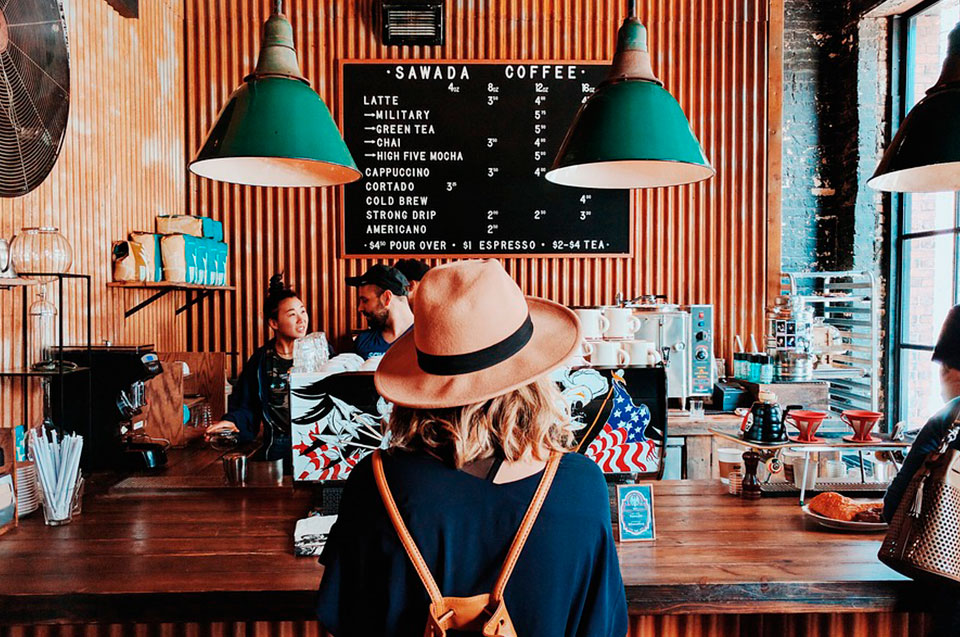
787, 410, 828, 443
841, 410, 883, 443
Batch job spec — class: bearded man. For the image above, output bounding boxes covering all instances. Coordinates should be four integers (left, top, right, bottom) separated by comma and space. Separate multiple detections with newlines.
346, 264, 414, 360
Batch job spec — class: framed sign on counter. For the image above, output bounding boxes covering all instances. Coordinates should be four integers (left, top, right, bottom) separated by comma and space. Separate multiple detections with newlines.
339, 60, 632, 258
617, 483, 656, 542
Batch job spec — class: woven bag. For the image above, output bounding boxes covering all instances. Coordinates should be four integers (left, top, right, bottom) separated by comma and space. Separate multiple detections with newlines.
878, 414, 960, 585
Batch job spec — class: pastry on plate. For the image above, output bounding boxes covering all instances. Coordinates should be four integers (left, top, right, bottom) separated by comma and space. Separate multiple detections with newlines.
808, 492, 882, 522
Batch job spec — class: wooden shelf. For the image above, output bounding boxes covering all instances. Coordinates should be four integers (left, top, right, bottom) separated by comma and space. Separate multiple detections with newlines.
107, 281, 234, 317
107, 282, 235, 291
0, 278, 38, 289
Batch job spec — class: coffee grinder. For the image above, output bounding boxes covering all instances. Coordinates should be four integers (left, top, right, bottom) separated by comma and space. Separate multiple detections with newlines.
51, 345, 166, 470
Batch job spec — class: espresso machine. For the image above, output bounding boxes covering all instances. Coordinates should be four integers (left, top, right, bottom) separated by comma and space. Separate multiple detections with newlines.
51, 345, 165, 470
621, 295, 715, 402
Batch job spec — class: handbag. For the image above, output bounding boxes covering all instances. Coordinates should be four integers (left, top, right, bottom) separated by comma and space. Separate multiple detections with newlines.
878, 412, 960, 585
372, 449, 561, 637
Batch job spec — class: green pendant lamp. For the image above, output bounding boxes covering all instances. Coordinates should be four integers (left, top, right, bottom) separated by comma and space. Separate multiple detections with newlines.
869, 22, 960, 192
189, 1, 360, 188
546, 0, 713, 189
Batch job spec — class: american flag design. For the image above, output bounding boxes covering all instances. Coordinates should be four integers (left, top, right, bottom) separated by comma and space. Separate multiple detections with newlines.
585, 378, 659, 473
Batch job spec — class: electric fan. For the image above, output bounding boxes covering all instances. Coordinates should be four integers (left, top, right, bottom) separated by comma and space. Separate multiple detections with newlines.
0, 0, 69, 198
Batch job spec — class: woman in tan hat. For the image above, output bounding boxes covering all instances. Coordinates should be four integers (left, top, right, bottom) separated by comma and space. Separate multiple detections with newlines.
316, 259, 628, 637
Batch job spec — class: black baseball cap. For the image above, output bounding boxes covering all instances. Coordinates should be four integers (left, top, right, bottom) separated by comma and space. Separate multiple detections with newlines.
393, 258, 431, 283
345, 264, 409, 296
933, 305, 960, 370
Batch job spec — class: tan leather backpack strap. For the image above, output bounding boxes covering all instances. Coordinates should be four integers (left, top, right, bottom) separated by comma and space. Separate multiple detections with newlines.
490, 452, 562, 602
372, 450, 445, 607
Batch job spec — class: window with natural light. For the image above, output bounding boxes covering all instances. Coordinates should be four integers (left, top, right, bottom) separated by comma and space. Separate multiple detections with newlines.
895, 0, 960, 428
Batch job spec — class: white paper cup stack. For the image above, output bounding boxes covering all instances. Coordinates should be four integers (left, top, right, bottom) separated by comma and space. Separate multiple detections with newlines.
15, 463, 39, 516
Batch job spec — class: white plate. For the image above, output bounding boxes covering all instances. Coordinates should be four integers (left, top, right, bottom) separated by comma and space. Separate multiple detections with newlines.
801, 504, 889, 532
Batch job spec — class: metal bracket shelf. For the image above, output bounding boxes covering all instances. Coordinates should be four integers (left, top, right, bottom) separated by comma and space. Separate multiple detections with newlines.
106, 282, 235, 318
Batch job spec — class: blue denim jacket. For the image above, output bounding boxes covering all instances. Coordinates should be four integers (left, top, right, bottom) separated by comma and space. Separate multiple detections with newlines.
883, 396, 960, 522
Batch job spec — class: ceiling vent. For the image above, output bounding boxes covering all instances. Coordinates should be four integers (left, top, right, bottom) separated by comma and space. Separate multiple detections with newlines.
381, 0, 444, 46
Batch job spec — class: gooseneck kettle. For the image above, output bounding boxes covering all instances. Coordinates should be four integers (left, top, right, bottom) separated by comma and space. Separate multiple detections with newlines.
740, 391, 800, 444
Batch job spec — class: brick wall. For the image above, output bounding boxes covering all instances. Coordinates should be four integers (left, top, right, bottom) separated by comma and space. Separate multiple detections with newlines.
781, 0, 886, 275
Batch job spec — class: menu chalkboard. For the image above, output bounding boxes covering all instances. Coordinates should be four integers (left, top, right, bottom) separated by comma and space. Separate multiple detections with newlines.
340, 61, 631, 257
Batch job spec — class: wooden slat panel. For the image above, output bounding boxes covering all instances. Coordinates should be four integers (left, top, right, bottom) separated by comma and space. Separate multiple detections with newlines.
185, 0, 777, 376
0, 0, 186, 429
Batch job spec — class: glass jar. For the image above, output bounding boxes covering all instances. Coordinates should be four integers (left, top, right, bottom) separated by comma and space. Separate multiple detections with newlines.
10, 227, 73, 276
29, 290, 57, 370
766, 294, 814, 354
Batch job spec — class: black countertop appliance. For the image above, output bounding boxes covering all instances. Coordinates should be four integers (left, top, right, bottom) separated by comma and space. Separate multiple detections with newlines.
51, 345, 164, 470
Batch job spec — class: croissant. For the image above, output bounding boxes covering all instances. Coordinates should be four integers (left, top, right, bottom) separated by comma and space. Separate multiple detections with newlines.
808, 492, 880, 521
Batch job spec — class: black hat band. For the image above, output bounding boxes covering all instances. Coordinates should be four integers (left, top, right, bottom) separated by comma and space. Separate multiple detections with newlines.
416, 314, 534, 376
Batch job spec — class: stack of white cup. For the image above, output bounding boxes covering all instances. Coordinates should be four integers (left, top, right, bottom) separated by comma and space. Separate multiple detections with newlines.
572, 307, 664, 368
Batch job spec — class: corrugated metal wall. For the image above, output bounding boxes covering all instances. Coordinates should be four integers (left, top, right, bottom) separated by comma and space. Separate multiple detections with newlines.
0, 612, 933, 637
185, 0, 774, 374
0, 0, 186, 429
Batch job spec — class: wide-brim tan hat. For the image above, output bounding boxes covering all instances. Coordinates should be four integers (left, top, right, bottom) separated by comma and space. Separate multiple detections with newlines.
375, 259, 582, 409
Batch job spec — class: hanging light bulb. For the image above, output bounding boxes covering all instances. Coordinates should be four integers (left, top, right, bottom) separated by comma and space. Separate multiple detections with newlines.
869, 22, 960, 192
189, 0, 361, 188
546, 0, 713, 189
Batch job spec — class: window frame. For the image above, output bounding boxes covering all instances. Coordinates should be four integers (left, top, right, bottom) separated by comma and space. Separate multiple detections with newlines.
886, 0, 960, 424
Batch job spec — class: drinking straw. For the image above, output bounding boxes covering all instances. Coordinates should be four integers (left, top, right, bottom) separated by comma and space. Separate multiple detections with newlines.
57, 437, 83, 515
59, 436, 82, 518
55, 435, 72, 512
30, 430, 58, 515
734, 335, 744, 353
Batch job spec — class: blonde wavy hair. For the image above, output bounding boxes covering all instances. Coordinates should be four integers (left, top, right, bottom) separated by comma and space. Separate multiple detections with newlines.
386, 375, 574, 468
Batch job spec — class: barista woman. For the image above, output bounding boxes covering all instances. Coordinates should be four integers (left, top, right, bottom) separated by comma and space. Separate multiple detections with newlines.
205, 274, 312, 474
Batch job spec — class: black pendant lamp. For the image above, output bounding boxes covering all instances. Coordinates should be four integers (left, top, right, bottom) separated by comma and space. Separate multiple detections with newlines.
189, 1, 360, 188
869, 22, 960, 192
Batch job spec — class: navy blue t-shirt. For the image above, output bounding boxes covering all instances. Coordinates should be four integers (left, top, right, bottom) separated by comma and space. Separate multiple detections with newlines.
354, 326, 411, 360
316, 450, 628, 637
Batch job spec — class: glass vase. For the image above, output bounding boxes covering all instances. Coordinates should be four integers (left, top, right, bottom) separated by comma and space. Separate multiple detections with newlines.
10, 227, 73, 277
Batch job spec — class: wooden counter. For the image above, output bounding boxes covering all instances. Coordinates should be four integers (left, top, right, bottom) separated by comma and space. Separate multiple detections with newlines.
0, 478, 935, 634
